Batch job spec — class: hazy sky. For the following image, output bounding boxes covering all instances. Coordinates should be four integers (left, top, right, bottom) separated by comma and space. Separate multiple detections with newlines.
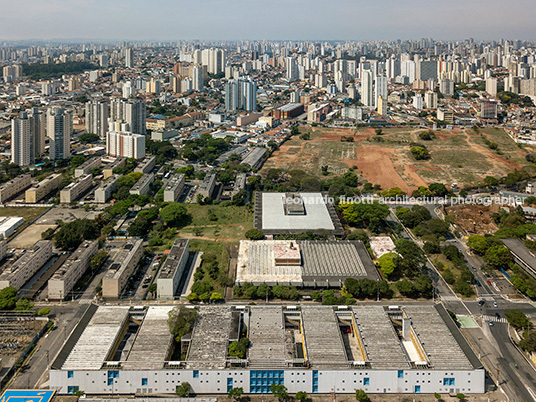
1, 0, 535, 42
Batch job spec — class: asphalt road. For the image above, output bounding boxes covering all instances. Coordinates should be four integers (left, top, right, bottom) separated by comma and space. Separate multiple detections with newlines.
389, 203, 536, 401
10, 304, 88, 389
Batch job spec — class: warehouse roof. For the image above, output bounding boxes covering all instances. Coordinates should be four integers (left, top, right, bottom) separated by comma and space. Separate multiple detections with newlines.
62, 306, 130, 370
236, 240, 378, 285
123, 306, 173, 370
56, 304, 479, 372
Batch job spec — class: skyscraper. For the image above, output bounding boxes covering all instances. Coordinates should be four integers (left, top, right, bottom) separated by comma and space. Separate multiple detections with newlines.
125, 48, 134, 68
375, 74, 388, 108
486, 77, 498, 96
29, 108, 46, 157
361, 70, 374, 107
85, 100, 110, 139
192, 65, 204, 91
11, 112, 32, 166
286, 57, 298, 82
240, 77, 257, 111
47, 108, 72, 161
225, 77, 257, 112
110, 98, 146, 135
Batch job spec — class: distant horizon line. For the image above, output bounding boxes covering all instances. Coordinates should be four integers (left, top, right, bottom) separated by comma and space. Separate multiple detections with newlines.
1, 37, 535, 45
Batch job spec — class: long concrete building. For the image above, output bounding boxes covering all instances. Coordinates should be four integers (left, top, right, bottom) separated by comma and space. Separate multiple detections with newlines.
130, 173, 154, 196
163, 174, 185, 202
95, 175, 119, 203
134, 156, 156, 174
60, 174, 93, 203
101, 239, 144, 299
25, 173, 62, 203
50, 304, 484, 395
75, 157, 101, 178
103, 158, 126, 179
198, 173, 216, 199
0, 240, 52, 290
156, 239, 189, 300
48, 240, 98, 300
0, 174, 32, 203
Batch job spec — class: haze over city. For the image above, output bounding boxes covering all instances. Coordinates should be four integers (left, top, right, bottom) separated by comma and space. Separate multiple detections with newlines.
1, 1, 536, 402
1, 0, 536, 41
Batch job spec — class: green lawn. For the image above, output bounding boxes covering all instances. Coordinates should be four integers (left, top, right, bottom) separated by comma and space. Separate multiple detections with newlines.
0, 206, 49, 222
181, 204, 253, 244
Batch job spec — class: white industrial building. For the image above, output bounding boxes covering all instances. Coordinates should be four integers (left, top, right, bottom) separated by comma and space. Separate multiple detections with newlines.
0, 217, 24, 238
50, 304, 485, 396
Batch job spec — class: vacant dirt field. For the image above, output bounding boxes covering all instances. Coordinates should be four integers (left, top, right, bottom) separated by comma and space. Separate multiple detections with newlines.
8, 224, 56, 248
262, 126, 536, 192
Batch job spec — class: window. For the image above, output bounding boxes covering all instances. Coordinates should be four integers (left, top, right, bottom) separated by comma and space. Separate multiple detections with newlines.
142, 378, 148, 386
193, 370, 199, 378
443, 378, 455, 386
415, 385, 421, 393
363, 378, 370, 386
67, 386, 79, 394
397, 370, 404, 378
108, 371, 119, 379
67, 371, 74, 379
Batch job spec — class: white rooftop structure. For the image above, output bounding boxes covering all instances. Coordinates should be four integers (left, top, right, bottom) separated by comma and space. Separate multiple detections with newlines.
261, 192, 334, 231
369, 236, 397, 259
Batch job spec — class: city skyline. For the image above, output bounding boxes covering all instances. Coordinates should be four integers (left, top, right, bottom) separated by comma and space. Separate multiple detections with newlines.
1, 0, 536, 42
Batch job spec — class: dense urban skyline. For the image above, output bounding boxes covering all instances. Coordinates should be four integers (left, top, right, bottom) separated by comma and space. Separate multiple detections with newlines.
1, 0, 536, 41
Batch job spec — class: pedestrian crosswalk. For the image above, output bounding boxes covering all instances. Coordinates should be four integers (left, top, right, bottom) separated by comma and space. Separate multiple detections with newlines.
483, 314, 507, 324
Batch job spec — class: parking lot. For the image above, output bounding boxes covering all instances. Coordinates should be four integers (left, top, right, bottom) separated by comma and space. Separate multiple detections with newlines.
35, 207, 98, 225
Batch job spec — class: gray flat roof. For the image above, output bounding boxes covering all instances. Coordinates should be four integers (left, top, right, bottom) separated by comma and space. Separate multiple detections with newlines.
62, 306, 130, 370
123, 306, 173, 370
248, 306, 286, 368
300, 306, 348, 367
103, 239, 143, 281
56, 304, 481, 372
186, 306, 232, 369
301, 240, 378, 282
403, 305, 473, 370
261, 192, 335, 231
164, 174, 185, 192
352, 305, 409, 369
131, 173, 154, 191
158, 239, 189, 279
